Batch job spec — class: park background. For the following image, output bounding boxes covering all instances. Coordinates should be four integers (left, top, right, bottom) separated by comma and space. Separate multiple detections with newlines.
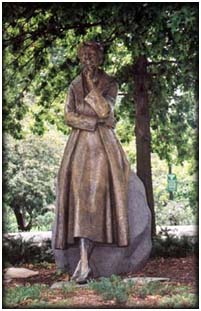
2, 2, 198, 308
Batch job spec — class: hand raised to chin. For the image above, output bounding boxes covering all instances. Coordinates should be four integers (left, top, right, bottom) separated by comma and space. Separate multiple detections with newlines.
85, 69, 95, 91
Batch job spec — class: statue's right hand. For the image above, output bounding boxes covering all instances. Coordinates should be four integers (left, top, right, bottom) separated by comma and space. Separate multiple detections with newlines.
85, 70, 95, 91
98, 116, 116, 129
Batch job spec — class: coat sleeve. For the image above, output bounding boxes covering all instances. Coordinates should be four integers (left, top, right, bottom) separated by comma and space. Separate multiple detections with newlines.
64, 85, 98, 132
84, 81, 118, 118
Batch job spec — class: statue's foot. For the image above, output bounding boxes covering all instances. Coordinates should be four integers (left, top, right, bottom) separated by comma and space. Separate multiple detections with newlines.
71, 260, 81, 281
75, 266, 92, 284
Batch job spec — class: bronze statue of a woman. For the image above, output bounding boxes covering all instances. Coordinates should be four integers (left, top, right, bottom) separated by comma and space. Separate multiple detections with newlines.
53, 41, 131, 283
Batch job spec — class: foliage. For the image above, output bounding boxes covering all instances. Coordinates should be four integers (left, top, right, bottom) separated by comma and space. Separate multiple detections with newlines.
175, 180, 198, 216
3, 236, 54, 266
115, 114, 136, 167
3, 132, 65, 232
33, 211, 55, 232
135, 281, 177, 299
159, 292, 197, 308
151, 232, 198, 258
4, 205, 55, 233
3, 3, 198, 166
151, 154, 198, 226
29, 300, 72, 308
89, 274, 133, 304
115, 113, 134, 144
133, 282, 197, 308
3, 279, 197, 309
156, 199, 197, 226
61, 281, 77, 295
3, 284, 47, 308
3, 204, 18, 233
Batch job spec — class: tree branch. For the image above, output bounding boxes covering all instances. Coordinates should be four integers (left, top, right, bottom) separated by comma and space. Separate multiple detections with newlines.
3, 48, 45, 89
3, 20, 104, 47
147, 60, 178, 66
3, 40, 34, 70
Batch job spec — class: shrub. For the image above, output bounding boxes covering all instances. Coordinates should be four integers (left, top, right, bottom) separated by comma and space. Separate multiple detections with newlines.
61, 281, 77, 295
3, 284, 47, 308
3, 236, 54, 266
151, 231, 198, 258
89, 274, 133, 304
159, 293, 198, 308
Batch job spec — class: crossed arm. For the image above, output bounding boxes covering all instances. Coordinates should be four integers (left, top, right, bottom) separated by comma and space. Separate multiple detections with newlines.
64, 81, 118, 132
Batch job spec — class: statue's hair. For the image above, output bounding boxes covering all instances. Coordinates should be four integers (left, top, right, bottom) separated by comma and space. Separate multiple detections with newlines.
77, 41, 104, 64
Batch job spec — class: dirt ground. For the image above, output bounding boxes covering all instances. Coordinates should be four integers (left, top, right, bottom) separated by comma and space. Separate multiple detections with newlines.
4, 254, 197, 286
134, 255, 198, 285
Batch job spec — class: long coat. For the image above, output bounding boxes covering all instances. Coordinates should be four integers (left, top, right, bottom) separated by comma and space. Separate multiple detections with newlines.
54, 69, 131, 249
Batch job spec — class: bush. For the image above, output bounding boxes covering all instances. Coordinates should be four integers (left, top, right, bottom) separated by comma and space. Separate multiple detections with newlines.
89, 274, 133, 304
156, 200, 197, 226
3, 236, 54, 266
135, 281, 171, 299
151, 231, 198, 258
154, 179, 198, 226
3, 284, 47, 308
159, 292, 198, 308
151, 153, 198, 227
3, 204, 18, 233
33, 211, 55, 231
134, 282, 198, 308
61, 281, 77, 295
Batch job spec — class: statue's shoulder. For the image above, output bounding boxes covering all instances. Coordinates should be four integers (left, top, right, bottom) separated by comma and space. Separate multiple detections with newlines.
100, 70, 118, 86
69, 75, 82, 90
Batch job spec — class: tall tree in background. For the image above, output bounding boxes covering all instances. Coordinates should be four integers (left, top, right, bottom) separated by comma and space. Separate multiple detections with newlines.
3, 3, 198, 235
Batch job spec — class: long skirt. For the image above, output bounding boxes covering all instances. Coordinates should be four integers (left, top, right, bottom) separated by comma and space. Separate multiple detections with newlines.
68, 130, 115, 243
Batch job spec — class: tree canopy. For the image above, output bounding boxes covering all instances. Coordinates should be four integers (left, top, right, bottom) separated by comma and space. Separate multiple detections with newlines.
3, 2, 198, 164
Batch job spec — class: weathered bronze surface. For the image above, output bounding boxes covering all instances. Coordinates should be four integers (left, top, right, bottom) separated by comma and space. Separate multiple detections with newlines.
54, 42, 131, 252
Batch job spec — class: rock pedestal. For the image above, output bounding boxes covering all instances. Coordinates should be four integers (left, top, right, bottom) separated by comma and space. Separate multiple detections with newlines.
52, 171, 152, 277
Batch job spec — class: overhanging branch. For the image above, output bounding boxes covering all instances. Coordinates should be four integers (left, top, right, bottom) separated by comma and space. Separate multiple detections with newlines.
148, 60, 178, 66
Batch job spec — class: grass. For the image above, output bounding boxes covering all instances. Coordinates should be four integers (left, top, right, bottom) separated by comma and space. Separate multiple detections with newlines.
89, 274, 134, 304
3, 277, 198, 308
134, 281, 188, 298
29, 299, 73, 308
3, 282, 75, 308
3, 284, 47, 308
61, 280, 77, 294
159, 292, 198, 308
89, 276, 198, 307
128, 282, 198, 308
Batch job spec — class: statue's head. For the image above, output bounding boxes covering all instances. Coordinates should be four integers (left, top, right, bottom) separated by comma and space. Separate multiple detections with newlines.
78, 41, 104, 69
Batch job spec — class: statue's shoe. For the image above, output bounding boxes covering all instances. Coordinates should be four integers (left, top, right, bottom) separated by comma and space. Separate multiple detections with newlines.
71, 260, 81, 281
75, 267, 92, 284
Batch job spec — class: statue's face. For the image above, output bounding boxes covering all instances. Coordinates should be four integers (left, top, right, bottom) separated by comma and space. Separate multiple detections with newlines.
81, 47, 100, 70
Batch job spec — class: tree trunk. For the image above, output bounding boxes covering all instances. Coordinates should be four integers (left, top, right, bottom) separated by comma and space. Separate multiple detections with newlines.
133, 56, 156, 236
168, 164, 174, 200
13, 206, 32, 231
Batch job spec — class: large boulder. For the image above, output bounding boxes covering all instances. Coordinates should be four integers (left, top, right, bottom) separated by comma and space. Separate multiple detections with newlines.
52, 171, 152, 277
